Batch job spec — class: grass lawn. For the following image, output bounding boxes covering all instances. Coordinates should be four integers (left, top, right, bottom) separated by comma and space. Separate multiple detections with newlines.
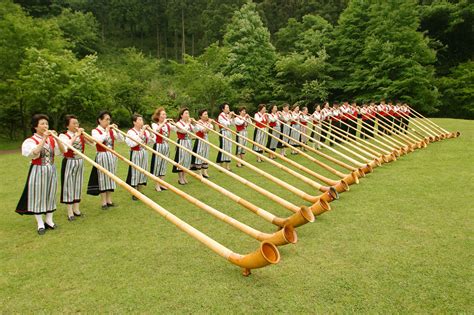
0, 118, 472, 313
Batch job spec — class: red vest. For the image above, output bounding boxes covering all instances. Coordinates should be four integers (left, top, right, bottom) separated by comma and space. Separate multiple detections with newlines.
129, 128, 148, 151
255, 113, 267, 128
95, 128, 114, 152
155, 123, 170, 144
31, 136, 55, 165
63, 132, 85, 158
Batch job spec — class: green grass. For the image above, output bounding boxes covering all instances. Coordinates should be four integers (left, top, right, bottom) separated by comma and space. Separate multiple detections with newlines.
0, 118, 472, 313
0, 137, 21, 151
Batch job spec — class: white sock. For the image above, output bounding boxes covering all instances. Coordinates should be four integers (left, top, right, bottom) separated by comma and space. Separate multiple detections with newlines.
35, 215, 45, 229
45, 212, 54, 226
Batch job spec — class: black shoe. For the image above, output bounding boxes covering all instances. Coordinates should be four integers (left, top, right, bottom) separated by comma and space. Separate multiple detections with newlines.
44, 222, 57, 230
132, 196, 138, 201
73, 212, 82, 217
107, 203, 117, 207
67, 216, 75, 221
37, 227, 46, 235
202, 175, 210, 178
160, 186, 168, 190
101, 204, 108, 210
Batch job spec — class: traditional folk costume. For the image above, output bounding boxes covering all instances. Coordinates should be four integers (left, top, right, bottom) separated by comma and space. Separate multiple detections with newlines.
400, 106, 411, 132
59, 131, 85, 205
347, 106, 359, 139
215, 112, 233, 163
277, 111, 292, 148
289, 111, 301, 147
172, 120, 195, 173
16, 134, 61, 215
252, 112, 268, 153
87, 126, 124, 196
309, 111, 322, 147
150, 122, 174, 177
299, 113, 310, 145
266, 113, 280, 151
319, 108, 331, 144
234, 115, 250, 155
330, 108, 342, 144
191, 121, 212, 170
125, 127, 155, 187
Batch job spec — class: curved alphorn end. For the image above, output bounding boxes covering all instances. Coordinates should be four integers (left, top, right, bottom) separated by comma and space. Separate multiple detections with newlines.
333, 180, 349, 194
228, 241, 280, 276
309, 198, 331, 216
319, 187, 340, 202
381, 155, 390, 163
393, 149, 401, 157
454, 131, 461, 138
357, 168, 366, 178
263, 225, 298, 246
343, 172, 359, 186
361, 164, 373, 175
369, 160, 379, 169
387, 153, 397, 162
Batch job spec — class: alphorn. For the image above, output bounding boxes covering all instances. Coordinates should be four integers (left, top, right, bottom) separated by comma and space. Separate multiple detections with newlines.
257, 117, 375, 173
52, 133, 280, 276
146, 125, 329, 216
91, 130, 299, 247
326, 118, 397, 162
199, 119, 343, 197
245, 117, 367, 180
166, 121, 330, 204
408, 106, 460, 138
375, 112, 427, 148
113, 126, 314, 228
316, 119, 387, 165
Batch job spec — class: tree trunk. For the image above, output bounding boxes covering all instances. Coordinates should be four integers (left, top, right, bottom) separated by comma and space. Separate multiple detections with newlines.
156, 22, 160, 58
192, 33, 194, 56
181, 7, 185, 64
174, 29, 178, 60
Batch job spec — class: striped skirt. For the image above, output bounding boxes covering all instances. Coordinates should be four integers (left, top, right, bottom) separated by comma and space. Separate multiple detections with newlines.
266, 126, 280, 151
300, 125, 308, 144
60, 158, 84, 204
235, 130, 248, 155
216, 129, 232, 163
172, 139, 192, 173
126, 150, 148, 187
191, 139, 210, 170
87, 151, 117, 195
277, 124, 291, 148
252, 128, 267, 153
151, 142, 170, 176
16, 164, 57, 215
289, 124, 301, 146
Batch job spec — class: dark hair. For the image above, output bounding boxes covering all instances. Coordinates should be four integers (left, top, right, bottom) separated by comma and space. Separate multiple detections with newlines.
177, 107, 189, 121
31, 114, 49, 134
219, 102, 229, 111
152, 107, 166, 122
302, 106, 308, 112
64, 114, 77, 128
198, 109, 208, 118
257, 103, 266, 112
132, 113, 143, 123
291, 103, 299, 111
96, 110, 112, 124
268, 104, 277, 112
238, 106, 247, 114
281, 103, 290, 110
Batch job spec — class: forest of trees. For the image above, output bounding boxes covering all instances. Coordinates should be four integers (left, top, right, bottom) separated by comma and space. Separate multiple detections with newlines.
0, 0, 472, 139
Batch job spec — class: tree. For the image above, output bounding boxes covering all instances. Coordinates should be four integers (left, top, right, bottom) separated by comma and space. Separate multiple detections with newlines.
222, 1, 277, 108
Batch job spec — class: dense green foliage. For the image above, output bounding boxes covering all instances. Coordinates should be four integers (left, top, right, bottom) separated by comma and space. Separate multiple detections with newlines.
0, 0, 472, 139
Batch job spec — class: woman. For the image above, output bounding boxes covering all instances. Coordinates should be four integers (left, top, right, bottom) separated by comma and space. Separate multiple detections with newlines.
172, 107, 196, 185
234, 107, 250, 167
289, 104, 301, 154
215, 102, 234, 171
87, 111, 124, 209
252, 104, 268, 162
265, 104, 280, 159
150, 107, 174, 192
299, 106, 310, 149
277, 103, 291, 156
310, 105, 322, 149
59, 115, 93, 221
191, 109, 212, 178
125, 113, 155, 200
16, 114, 65, 235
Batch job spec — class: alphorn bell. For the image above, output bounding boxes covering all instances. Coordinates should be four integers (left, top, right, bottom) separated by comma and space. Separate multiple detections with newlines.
52, 133, 280, 276
114, 126, 315, 228
375, 112, 428, 147
89, 130, 297, 247
145, 125, 329, 216
198, 118, 340, 201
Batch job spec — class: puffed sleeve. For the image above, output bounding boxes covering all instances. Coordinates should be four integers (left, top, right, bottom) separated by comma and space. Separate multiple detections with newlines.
21, 138, 39, 159
125, 129, 142, 147
91, 128, 106, 143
